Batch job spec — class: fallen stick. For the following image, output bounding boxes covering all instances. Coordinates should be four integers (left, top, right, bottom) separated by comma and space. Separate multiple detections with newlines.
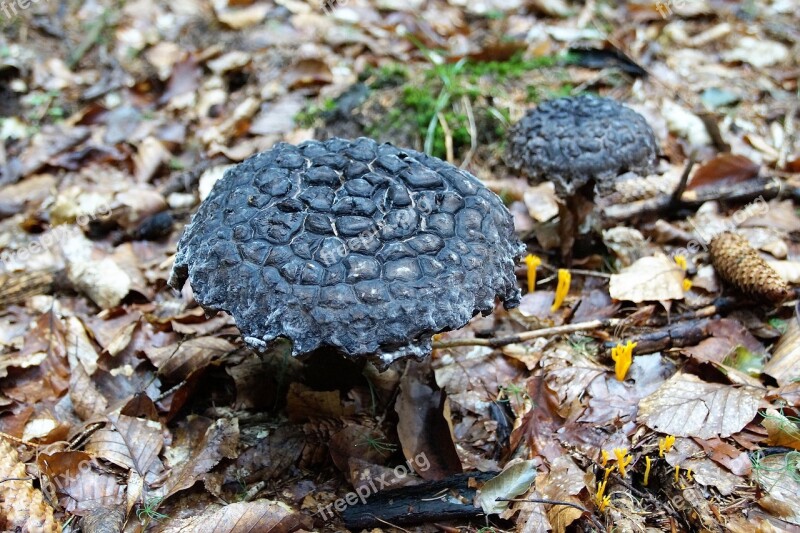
602, 176, 781, 222
432, 318, 622, 349
340, 471, 494, 529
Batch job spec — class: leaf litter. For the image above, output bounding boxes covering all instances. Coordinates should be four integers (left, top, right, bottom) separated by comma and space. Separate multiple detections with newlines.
0, 0, 799, 531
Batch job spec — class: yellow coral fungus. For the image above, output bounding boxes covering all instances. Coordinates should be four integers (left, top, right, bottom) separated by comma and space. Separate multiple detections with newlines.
659, 435, 676, 458
601, 449, 610, 467
551, 269, 571, 312
683, 278, 693, 292
595, 478, 610, 512
643, 456, 652, 486
524, 254, 541, 293
613, 448, 633, 477
611, 341, 636, 381
674, 255, 688, 271
674, 465, 680, 482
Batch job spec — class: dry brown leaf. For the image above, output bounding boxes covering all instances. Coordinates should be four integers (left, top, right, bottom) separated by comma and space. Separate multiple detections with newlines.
534, 455, 588, 532
162, 417, 239, 499
86, 414, 164, 478
0, 438, 59, 532
329, 425, 392, 474
638, 372, 762, 439
542, 344, 606, 419
37, 451, 124, 515
762, 408, 800, 451
155, 499, 309, 533
687, 153, 760, 191
609, 254, 685, 303
68, 349, 108, 420
144, 336, 236, 381
751, 453, 800, 525
286, 382, 352, 422
764, 313, 800, 386
134, 137, 170, 183
664, 438, 741, 495
395, 360, 462, 480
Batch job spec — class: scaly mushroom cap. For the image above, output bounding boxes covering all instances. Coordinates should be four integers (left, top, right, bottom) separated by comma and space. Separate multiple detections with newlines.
506, 95, 658, 196
170, 138, 524, 366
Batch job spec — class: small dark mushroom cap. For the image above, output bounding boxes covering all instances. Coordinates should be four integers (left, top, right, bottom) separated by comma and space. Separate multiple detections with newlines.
169, 138, 524, 366
506, 95, 658, 196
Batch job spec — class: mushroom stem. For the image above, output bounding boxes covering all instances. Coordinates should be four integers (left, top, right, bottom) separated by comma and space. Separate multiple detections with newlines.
432, 318, 623, 349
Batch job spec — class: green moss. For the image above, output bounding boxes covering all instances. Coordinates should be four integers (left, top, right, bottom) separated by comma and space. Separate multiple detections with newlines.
380, 52, 565, 159
363, 64, 409, 89
295, 97, 337, 128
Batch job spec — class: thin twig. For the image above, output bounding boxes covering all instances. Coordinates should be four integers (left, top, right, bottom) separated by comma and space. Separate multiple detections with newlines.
0, 477, 34, 484
539, 262, 612, 279
432, 318, 621, 349
496, 498, 606, 532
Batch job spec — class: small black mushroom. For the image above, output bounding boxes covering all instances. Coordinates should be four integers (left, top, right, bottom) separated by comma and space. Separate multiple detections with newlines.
506, 95, 658, 257
506, 95, 658, 197
169, 137, 525, 366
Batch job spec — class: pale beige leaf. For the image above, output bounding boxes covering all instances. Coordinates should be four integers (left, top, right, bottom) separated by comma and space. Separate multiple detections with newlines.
609, 254, 685, 303
765, 315, 800, 385
476, 459, 538, 515
638, 372, 761, 438
523, 182, 559, 223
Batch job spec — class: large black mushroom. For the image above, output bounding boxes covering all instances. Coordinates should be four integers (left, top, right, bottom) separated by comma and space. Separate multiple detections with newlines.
506, 95, 659, 256
169, 137, 524, 366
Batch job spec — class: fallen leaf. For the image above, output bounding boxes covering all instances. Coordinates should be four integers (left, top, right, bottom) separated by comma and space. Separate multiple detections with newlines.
145, 336, 236, 381
687, 153, 760, 191
37, 451, 124, 514
86, 413, 164, 478
396, 360, 462, 480
723, 36, 790, 68
765, 312, 800, 385
535, 455, 589, 531
286, 382, 353, 422
162, 417, 239, 499
762, 408, 800, 451
156, 499, 309, 532
751, 452, 800, 525
638, 372, 762, 438
523, 182, 559, 223
0, 438, 59, 532
609, 254, 685, 303
476, 459, 538, 515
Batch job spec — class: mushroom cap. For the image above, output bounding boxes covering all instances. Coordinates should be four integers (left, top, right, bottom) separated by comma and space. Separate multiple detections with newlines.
506, 95, 658, 196
169, 138, 524, 366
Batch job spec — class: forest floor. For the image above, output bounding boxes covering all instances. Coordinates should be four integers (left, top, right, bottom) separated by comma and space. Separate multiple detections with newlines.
1, 0, 799, 531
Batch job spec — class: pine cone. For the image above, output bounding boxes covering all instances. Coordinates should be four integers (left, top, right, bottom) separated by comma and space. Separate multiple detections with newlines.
709, 232, 792, 303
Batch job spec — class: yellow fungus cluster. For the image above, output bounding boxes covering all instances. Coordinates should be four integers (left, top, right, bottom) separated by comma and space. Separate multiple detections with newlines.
551, 269, 571, 311
611, 341, 637, 381
524, 254, 541, 293
658, 435, 675, 458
